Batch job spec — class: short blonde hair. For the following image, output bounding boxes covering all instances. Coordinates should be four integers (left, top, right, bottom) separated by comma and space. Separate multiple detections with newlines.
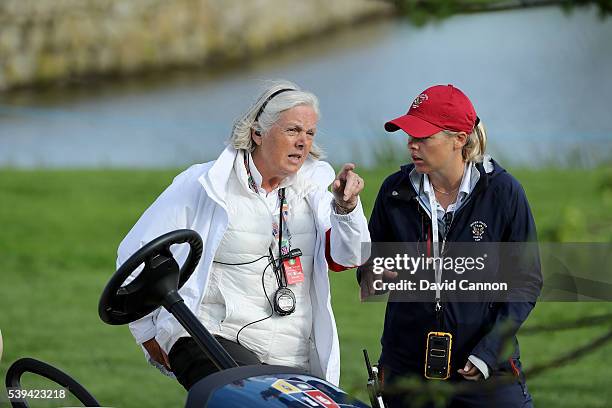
228, 80, 324, 160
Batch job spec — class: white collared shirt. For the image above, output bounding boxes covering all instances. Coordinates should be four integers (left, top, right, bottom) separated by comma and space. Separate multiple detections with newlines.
423, 162, 473, 218
411, 162, 479, 224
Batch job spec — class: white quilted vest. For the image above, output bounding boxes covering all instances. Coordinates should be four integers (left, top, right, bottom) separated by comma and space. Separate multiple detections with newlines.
198, 153, 317, 370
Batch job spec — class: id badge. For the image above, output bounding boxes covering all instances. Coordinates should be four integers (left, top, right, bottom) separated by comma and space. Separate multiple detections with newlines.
283, 256, 304, 284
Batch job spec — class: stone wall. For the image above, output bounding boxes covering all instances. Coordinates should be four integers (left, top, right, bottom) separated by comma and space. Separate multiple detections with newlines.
0, 0, 393, 90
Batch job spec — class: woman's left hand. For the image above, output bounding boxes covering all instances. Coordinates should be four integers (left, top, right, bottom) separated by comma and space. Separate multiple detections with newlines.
458, 360, 484, 381
332, 163, 364, 213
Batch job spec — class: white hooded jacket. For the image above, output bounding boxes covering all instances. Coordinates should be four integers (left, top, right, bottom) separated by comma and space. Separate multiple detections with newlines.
116, 146, 370, 385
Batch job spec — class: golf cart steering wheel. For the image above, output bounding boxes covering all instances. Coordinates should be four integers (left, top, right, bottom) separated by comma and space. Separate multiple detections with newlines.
6, 358, 100, 408
99, 229, 202, 325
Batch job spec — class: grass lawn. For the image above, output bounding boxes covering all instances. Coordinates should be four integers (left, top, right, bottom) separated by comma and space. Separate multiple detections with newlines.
0, 164, 611, 407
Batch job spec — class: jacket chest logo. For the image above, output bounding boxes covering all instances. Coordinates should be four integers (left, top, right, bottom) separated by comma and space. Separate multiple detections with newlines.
470, 221, 487, 241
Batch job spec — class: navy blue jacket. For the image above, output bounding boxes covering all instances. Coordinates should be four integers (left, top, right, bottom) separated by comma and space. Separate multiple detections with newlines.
362, 159, 542, 379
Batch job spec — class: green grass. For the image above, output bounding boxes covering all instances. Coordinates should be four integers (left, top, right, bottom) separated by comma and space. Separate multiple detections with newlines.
0, 166, 611, 407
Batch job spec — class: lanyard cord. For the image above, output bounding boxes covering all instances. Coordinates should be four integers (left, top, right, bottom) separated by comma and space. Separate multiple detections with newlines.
268, 247, 284, 288
424, 175, 456, 314
267, 188, 289, 289
427, 189, 442, 310
278, 187, 285, 285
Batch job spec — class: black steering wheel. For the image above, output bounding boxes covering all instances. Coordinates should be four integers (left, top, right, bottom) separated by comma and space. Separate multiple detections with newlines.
5, 358, 100, 408
99, 229, 203, 325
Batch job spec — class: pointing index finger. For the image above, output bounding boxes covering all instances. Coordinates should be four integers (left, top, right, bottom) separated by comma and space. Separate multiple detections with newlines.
343, 171, 360, 200
337, 163, 356, 180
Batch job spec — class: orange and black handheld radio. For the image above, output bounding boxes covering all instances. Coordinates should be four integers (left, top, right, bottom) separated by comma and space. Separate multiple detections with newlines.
424, 331, 453, 380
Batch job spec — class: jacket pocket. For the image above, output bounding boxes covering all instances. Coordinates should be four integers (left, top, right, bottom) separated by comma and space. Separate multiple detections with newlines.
198, 268, 228, 334
215, 280, 231, 329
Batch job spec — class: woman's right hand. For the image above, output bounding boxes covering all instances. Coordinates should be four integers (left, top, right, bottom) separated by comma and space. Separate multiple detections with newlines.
142, 337, 171, 370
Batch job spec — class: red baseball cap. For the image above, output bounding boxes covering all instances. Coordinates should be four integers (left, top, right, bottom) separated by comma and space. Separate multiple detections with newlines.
385, 84, 477, 138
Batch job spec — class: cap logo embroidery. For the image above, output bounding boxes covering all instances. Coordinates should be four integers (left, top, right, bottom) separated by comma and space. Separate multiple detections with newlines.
412, 93, 428, 109
470, 221, 487, 242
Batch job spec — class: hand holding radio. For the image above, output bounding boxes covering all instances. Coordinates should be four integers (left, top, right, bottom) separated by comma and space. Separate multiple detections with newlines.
332, 163, 364, 213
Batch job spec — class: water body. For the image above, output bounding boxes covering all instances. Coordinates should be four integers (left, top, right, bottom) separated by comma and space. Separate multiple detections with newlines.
1, 5, 611, 168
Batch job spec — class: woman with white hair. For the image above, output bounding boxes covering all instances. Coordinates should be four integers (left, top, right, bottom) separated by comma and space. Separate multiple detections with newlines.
117, 80, 370, 390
